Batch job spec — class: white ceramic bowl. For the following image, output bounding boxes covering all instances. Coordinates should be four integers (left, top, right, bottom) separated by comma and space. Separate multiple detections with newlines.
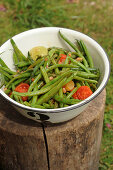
0, 27, 110, 123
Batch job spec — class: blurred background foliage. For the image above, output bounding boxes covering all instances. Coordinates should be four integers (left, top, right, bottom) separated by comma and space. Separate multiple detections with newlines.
0, 0, 113, 169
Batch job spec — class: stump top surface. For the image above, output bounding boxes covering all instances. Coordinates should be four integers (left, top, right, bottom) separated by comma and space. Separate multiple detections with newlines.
0, 89, 106, 136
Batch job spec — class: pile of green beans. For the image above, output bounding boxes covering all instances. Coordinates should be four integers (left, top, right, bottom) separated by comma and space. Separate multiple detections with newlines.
0, 31, 100, 109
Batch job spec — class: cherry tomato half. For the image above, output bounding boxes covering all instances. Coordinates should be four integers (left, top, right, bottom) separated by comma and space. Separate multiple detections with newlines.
14, 83, 29, 101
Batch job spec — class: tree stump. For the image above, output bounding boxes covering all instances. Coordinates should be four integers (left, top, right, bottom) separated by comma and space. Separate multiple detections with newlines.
0, 89, 106, 170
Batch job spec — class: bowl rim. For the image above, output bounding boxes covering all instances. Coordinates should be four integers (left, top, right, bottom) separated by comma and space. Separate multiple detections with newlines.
0, 27, 110, 113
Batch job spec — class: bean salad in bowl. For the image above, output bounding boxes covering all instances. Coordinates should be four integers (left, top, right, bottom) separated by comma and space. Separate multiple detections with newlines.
0, 27, 110, 123
1, 31, 100, 109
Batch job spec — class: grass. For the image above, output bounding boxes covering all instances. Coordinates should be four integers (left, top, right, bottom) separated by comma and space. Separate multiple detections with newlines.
0, 0, 113, 169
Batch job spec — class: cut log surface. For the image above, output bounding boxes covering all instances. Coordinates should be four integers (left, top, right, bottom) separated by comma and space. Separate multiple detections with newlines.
0, 89, 106, 170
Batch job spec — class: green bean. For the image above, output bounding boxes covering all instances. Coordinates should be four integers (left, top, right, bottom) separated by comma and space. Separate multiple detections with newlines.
34, 70, 41, 76
24, 101, 31, 107
28, 58, 44, 69
73, 75, 98, 84
0, 58, 9, 68
22, 68, 33, 74
42, 70, 72, 89
0, 74, 5, 88
68, 56, 90, 73
0, 69, 12, 79
6, 72, 31, 88
10, 93, 14, 99
31, 81, 44, 105
51, 58, 60, 74
48, 99, 54, 108
18, 96, 24, 104
62, 52, 69, 71
13, 51, 18, 66
54, 101, 59, 108
84, 81, 90, 88
13, 77, 63, 97
28, 74, 42, 92
90, 83, 97, 91
4, 76, 9, 83
48, 49, 56, 59
73, 51, 87, 60
71, 67, 98, 72
59, 50, 66, 55
76, 39, 84, 53
43, 103, 54, 109
27, 52, 34, 64
16, 61, 31, 68
12, 84, 15, 90
14, 94, 20, 102
44, 56, 50, 69
31, 104, 45, 109
59, 31, 89, 67
64, 54, 69, 64
4, 80, 9, 86
72, 51, 81, 56
36, 78, 66, 105
11, 78, 27, 88
18, 66, 28, 72
79, 40, 94, 68
76, 71, 98, 79
54, 95, 81, 104
59, 31, 79, 52
40, 66, 49, 83
11, 84, 20, 102
31, 60, 45, 77
48, 47, 68, 54
88, 68, 99, 72
64, 104, 69, 107
46, 63, 79, 73
81, 81, 85, 86
10, 39, 28, 61
46, 49, 58, 70
0, 66, 16, 75
59, 88, 64, 108
37, 81, 44, 90
36, 64, 74, 76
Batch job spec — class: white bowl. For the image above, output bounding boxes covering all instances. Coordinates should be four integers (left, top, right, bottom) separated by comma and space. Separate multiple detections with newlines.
0, 27, 110, 123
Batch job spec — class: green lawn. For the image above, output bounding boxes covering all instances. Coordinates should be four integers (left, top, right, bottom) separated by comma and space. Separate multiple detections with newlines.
0, 0, 113, 169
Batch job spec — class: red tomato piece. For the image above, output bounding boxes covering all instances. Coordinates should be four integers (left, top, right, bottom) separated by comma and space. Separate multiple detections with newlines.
76, 86, 93, 100
72, 91, 78, 99
58, 54, 67, 64
14, 83, 29, 101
